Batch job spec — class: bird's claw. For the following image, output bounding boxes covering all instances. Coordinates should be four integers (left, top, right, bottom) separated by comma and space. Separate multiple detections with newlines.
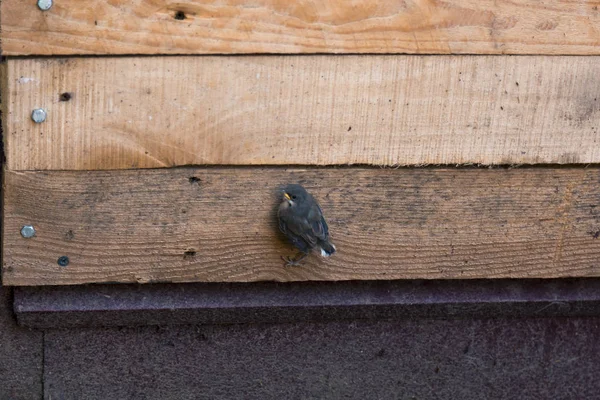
281, 256, 301, 267
281, 252, 309, 267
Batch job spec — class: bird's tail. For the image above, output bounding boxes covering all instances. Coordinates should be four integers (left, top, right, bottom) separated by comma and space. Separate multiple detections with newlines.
318, 241, 336, 257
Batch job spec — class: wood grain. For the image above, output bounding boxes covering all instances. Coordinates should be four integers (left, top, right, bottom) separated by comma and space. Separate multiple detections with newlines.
2, 0, 600, 56
3, 167, 600, 286
5, 56, 600, 171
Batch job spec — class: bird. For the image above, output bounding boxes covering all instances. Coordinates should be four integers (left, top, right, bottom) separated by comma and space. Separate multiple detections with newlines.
277, 184, 336, 267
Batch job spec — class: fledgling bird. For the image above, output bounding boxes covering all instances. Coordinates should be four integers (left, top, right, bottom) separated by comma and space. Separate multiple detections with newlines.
277, 184, 336, 267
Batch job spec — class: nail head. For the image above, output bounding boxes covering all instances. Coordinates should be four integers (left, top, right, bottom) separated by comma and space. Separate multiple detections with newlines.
31, 108, 47, 123
20, 225, 36, 238
37, 0, 52, 11
38, 0, 52, 11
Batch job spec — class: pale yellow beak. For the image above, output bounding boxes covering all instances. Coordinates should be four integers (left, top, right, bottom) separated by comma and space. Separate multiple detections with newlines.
283, 192, 291, 201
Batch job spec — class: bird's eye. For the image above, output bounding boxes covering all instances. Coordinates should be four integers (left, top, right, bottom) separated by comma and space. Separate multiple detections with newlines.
292, 195, 297, 200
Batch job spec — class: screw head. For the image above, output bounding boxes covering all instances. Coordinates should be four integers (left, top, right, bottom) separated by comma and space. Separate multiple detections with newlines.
31, 108, 47, 123
20, 225, 36, 238
37, 0, 53, 11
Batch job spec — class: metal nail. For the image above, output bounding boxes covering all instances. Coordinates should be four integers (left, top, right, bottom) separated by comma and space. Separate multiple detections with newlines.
20, 225, 36, 238
31, 108, 47, 123
37, 0, 53, 11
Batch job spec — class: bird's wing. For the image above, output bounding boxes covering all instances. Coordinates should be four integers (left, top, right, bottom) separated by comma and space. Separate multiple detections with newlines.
279, 216, 313, 252
307, 203, 329, 241
287, 214, 319, 248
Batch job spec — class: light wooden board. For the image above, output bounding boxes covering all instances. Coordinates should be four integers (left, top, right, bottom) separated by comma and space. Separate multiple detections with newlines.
2, 0, 600, 56
4, 56, 600, 171
3, 167, 600, 286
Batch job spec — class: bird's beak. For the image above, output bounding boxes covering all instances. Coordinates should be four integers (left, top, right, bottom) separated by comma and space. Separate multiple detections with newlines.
283, 192, 291, 201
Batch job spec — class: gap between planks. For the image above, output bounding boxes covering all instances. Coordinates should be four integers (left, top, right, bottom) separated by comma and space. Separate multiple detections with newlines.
2, 167, 600, 286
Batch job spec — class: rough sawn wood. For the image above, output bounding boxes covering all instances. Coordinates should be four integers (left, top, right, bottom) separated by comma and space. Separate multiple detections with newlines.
2, 0, 600, 56
3, 167, 600, 286
4, 56, 600, 170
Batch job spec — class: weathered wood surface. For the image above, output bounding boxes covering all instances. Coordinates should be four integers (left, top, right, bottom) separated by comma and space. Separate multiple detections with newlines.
5, 56, 600, 171
2, 0, 600, 56
3, 167, 600, 286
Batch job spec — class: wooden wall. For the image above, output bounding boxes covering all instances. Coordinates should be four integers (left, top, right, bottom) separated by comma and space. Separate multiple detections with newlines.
2, 1, 600, 286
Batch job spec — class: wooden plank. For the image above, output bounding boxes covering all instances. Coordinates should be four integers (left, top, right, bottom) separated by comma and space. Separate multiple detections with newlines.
2, 0, 600, 56
0, 61, 8, 169
5, 56, 600, 171
3, 167, 600, 286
